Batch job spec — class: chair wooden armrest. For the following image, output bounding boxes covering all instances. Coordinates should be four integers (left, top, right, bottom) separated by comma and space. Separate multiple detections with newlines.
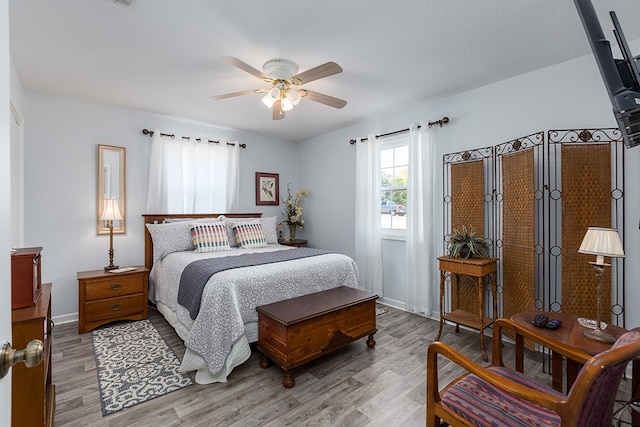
491, 318, 591, 367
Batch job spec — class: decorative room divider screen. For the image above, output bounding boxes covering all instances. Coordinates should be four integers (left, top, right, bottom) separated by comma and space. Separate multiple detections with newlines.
442, 128, 626, 329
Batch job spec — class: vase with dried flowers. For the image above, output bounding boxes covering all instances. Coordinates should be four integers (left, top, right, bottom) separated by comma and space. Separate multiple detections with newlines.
282, 183, 307, 240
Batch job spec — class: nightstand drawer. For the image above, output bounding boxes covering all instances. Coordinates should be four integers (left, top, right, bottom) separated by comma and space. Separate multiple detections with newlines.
84, 275, 144, 301
85, 294, 146, 322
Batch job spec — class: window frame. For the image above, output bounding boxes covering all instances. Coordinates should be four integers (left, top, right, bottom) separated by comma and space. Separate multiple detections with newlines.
380, 135, 408, 239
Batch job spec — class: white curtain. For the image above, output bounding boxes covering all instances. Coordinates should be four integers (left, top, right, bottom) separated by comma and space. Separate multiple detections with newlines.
146, 131, 240, 213
354, 133, 383, 295
405, 123, 436, 316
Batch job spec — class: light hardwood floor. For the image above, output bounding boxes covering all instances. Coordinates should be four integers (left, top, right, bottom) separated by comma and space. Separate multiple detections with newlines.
51, 305, 633, 426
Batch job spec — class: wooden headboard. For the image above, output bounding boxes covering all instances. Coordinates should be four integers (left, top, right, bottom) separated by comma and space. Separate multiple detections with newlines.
142, 213, 262, 271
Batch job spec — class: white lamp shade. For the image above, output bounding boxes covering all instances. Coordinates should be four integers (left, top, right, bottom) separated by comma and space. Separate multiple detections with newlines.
261, 94, 275, 108
286, 89, 301, 106
101, 199, 123, 221
578, 227, 625, 258
281, 97, 293, 112
267, 86, 280, 101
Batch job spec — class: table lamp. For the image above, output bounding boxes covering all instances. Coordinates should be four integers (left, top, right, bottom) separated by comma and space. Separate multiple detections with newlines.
578, 227, 625, 343
101, 199, 123, 271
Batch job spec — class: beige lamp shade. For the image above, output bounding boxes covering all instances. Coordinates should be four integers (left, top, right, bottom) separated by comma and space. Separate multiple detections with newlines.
578, 227, 625, 265
100, 199, 123, 221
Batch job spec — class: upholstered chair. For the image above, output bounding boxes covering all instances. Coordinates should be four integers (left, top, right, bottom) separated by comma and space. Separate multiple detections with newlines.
426, 319, 640, 427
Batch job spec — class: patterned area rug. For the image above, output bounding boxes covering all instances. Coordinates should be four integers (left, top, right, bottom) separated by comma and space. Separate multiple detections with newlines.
376, 308, 388, 316
92, 319, 193, 416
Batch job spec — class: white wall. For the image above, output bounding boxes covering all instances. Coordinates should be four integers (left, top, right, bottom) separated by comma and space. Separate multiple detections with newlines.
22, 93, 298, 320
298, 48, 640, 328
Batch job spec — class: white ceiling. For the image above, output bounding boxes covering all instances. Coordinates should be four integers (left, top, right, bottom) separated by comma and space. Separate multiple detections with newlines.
9, 0, 640, 142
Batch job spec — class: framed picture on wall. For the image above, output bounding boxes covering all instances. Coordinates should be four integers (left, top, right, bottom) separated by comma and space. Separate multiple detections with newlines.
255, 172, 279, 205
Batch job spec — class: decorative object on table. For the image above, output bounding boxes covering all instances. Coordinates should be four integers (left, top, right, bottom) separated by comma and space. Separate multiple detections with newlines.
282, 182, 307, 240
578, 226, 625, 343
578, 317, 607, 330
101, 199, 123, 271
446, 225, 489, 260
255, 172, 279, 206
532, 314, 549, 327
544, 319, 562, 330
92, 319, 193, 416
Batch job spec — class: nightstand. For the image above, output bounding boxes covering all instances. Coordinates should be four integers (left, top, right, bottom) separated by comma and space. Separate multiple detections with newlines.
77, 266, 149, 334
279, 239, 308, 247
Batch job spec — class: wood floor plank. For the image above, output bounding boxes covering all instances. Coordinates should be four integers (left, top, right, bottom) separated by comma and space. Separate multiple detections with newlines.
51, 305, 633, 426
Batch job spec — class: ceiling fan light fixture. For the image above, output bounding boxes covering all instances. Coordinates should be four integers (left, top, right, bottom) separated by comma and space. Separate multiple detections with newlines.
261, 94, 275, 109
281, 97, 294, 112
267, 86, 280, 101
212, 57, 346, 120
286, 89, 302, 106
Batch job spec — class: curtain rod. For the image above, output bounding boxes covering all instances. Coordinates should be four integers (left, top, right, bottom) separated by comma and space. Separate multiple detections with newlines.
141, 129, 247, 148
348, 116, 450, 145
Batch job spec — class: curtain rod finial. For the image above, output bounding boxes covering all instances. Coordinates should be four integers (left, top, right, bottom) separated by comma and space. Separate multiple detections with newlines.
142, 129, 154, 137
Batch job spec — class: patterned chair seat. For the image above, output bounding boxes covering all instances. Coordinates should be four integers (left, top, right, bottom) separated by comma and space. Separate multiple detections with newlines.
427, 319, 640, 427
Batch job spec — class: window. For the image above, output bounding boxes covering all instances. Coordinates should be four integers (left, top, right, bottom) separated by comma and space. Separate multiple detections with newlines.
381, 136, 408, 232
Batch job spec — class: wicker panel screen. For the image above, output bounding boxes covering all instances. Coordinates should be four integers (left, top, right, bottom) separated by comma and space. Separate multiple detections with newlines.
501, 149, 535, 320
450, 160, 485, 312
561, 144, 612, 319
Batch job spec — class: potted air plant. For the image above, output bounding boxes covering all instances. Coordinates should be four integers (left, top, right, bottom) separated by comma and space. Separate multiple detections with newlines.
447, 225, 490, 260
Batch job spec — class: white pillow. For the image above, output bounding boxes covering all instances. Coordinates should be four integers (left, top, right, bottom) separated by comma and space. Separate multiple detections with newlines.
190, 222, 231, 252
146, 222, 194, 263
231, 221, 268, 249
260, 216, 278, 244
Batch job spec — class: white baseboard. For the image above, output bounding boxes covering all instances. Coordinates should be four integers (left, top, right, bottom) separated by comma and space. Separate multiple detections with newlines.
53, 312, 78, 325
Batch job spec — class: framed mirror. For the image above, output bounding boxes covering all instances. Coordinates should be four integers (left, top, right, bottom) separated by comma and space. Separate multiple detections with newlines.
97, 144, 126, 235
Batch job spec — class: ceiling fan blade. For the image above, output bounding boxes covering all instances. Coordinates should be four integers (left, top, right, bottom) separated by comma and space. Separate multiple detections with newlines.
301, 90, 347, 109
222, 56, 272, 82
210, 89, 264, 100
291, 62, 343, 85
272, 99, 285, 120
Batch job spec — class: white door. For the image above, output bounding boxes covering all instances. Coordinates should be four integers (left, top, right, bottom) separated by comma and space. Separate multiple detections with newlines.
1, 0, 13, 424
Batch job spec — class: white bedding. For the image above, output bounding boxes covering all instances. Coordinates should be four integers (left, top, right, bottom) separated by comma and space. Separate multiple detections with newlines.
149, 244, 359, 384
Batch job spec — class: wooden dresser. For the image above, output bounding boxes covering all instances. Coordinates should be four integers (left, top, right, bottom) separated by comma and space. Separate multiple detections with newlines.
12, 282, 55, 427
77, 266, 149, 334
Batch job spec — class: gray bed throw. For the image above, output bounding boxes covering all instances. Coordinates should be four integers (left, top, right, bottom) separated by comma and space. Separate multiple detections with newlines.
178, 247, 332, 319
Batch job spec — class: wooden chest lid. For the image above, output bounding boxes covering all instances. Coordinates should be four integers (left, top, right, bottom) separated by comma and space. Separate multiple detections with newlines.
256, 286, 378, 325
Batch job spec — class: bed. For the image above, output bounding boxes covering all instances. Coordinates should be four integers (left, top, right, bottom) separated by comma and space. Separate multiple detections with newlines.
142, 213, 360, 384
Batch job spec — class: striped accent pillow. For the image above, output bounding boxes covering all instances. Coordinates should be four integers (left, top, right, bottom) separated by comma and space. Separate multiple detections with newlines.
190, 222, 231, 252
232, 221, 268, 249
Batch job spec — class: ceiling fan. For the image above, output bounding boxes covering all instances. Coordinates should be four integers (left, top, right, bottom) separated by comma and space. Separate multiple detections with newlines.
211, 57, 347, 120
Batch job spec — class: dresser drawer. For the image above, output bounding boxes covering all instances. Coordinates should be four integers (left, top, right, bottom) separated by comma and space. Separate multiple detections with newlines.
84, 294, 146, 322
84, 274, 144, 301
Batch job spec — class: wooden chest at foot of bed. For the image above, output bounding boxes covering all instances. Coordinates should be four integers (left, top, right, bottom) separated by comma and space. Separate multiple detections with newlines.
256, 286, 378, 388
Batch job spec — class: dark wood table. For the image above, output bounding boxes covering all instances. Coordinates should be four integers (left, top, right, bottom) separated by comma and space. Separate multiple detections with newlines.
511, 311, 639, 424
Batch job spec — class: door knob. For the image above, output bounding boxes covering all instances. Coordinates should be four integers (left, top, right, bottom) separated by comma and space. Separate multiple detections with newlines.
0, 339, 44, 378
